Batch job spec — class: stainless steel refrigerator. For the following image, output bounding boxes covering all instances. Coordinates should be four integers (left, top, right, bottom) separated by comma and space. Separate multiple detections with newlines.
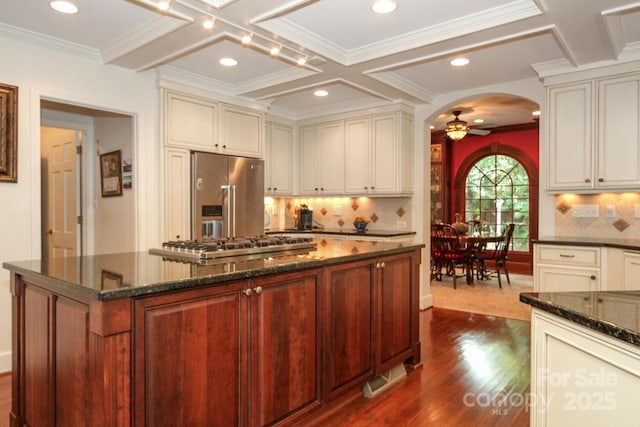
191, 151, 264, 240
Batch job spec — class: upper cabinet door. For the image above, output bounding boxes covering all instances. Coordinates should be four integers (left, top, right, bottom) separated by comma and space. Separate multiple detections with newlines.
318, 121, 345, 194
298, 125, 320, 195
371, 113, 399, 194
546, 82, 595, 191
165, 91, 219, 150
220, 104, 264, 158
597, 74, 640, 189
266, 122, 294, 195
344, 117, 371, 194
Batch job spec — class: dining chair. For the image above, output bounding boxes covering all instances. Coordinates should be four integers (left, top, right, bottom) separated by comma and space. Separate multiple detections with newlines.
466, 220, 489, 237
431, 224, 470, 289
474, 223, 515, 288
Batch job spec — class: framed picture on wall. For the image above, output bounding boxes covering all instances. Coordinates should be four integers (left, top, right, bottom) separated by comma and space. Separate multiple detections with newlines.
430, 144, 442, 163
0, 83, 18, 183
100, 150, 122, 197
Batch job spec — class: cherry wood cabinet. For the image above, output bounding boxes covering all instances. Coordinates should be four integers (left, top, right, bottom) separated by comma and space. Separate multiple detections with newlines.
8, 247, 421, 426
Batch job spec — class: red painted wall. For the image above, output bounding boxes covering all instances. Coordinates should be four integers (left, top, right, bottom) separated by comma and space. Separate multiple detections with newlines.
447, 128, 539, 222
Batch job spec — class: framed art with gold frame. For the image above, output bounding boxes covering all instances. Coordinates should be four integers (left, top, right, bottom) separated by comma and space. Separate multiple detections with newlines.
100, 150, 122, 197
0, 83, 18, 182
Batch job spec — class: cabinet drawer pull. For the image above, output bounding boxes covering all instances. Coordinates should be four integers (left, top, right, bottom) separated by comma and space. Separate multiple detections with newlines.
244, 288, 253, 297
590, 275, 596, 280
559, 254, 575, 258
254, 286, 263, 295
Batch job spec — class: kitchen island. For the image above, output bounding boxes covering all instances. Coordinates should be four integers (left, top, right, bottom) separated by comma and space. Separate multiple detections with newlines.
4, 239, 423, 426
520, 290, 640, 426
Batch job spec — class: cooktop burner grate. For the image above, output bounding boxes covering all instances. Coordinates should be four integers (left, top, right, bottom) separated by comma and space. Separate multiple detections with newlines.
150, 235, 317, 260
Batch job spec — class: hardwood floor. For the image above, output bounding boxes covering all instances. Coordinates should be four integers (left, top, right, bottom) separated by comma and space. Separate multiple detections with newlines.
0, 308, 530, 427
309, 307, 531, 427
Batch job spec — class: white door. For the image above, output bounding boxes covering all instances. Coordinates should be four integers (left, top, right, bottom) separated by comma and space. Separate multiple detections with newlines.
42, 127, 80, 258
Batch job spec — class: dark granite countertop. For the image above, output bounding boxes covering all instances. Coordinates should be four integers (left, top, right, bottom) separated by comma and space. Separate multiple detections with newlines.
520, 291, 640, 347
3, 239, 423, 302
266, 228, 416, 237
534, 236, 640, 251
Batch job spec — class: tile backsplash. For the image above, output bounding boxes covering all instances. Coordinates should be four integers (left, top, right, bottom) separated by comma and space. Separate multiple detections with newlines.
264, 197, 413, 231
555, 194, 640, 238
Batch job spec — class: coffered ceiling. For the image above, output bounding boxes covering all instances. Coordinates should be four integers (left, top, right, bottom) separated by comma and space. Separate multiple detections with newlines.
1, 0, 640, 127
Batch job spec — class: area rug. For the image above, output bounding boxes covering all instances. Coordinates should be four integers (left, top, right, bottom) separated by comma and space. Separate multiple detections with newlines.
429, 273, 533, 322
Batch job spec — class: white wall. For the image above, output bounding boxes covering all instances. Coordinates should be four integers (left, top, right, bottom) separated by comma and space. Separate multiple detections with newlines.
0, 35, 159, 373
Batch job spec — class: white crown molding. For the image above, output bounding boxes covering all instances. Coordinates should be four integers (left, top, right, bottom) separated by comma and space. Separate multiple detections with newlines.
256, 0, 542, 66
156, 65, 237, 96
619, 41, 640, 62
536, 58, 640, 85
250, 0, 315, 23
198, 0, 238, 9
0, 23, 100, 61
133, 33, 227, 72
275, 97, 394, 121
102, 17, 191, 65
365, 71, 434, 104
235, 67, 319, 96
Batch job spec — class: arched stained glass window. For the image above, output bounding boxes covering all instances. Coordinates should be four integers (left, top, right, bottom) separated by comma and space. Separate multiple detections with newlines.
465, 155, 529, 252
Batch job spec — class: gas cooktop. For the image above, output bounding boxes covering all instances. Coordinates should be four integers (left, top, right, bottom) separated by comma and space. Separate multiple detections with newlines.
149, 235, 317, 261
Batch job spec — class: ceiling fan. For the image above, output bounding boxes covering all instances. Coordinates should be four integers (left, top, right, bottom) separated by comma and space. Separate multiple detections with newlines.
446, 110, 496, 140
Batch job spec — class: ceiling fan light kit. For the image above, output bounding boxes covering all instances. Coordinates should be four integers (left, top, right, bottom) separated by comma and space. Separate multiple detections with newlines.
446, 110, 469, 141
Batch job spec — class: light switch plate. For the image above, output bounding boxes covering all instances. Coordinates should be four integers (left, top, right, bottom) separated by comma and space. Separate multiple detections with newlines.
606, 205, 615, 218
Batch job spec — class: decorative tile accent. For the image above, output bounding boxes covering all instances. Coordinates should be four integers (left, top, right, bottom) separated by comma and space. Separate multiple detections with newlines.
351, 201, 359, 211
351, 246, 359, 254
286, 202, 292, 210
370, 213, 379, 223
613, 218, 630, 232
396, 207, 406, 217
556, 201, 571, 215
320, 239, 328, 247
320, 207, 327, 216
337, 219, 345, 227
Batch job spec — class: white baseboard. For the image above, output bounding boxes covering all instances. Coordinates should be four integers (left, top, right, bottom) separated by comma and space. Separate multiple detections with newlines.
420, 294, 433, 310
0, 350, 11, 374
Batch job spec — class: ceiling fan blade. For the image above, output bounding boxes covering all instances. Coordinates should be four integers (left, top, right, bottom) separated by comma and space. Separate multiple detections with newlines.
468, 128, 491, 136
474, 122, 497, 129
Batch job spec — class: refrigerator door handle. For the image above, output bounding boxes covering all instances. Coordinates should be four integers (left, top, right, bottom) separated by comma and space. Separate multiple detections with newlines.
231, 184, 237, 239
221, 184, 231, 238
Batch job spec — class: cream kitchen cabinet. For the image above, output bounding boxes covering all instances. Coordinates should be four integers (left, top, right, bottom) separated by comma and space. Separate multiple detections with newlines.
298, 121, 344, 195
534, 244, 601, 292
163, 147, 190, 241
530, 309, 640, 426
623, 251, 640, 290
265, 121, 294, 196
546, 71, 640, 192
219, 104, 264, 158
164, 90, 219, 151
162, 89, 264, 158
344, 112, 414, 196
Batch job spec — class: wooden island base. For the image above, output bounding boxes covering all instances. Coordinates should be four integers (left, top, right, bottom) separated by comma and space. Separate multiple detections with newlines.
7, 246, 422, 426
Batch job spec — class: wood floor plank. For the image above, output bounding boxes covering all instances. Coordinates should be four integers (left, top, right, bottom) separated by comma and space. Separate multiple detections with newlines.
0, 308, 530, 426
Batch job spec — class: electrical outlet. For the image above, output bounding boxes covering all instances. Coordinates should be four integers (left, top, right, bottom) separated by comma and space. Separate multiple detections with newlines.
606, 204, 616, 218
396, 220, 407, 228
572, 205, 599, 218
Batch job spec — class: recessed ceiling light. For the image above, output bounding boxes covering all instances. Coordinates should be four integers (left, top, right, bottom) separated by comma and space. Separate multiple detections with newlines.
50, 1, 78, 14
158, 0, 171, 11
219, 57, 238, 67
532, 110, 541, 116
203, 17, 215, 30
474, 119, 484, 124
372, 0, 397, 14
450, 57, 470, 67
314, 90, 328, 97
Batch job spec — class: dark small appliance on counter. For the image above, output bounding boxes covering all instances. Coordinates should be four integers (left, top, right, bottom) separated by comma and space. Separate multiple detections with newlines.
295, 205, 313, 230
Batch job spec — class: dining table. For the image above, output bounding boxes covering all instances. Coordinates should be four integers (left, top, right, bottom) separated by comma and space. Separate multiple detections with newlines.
458, 234, 504, 284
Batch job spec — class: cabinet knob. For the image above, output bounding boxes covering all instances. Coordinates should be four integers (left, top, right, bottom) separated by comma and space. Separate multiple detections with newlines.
315, 187, 319, 191
273, 187, 277, 191
320, 187, 324, 191
176, 235, 180, 239
371, 186, 375, 190
598, 177, 604, 182
244, 288, 253, 297
267, 187, 272, 191
364, 186, 368, 190
214, 144, 219, 148
381, 262, 385, 268
254, 286, 263, 295
584, 178, 591, 183
590, 275, 596, 280
223, 145, 227, 149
